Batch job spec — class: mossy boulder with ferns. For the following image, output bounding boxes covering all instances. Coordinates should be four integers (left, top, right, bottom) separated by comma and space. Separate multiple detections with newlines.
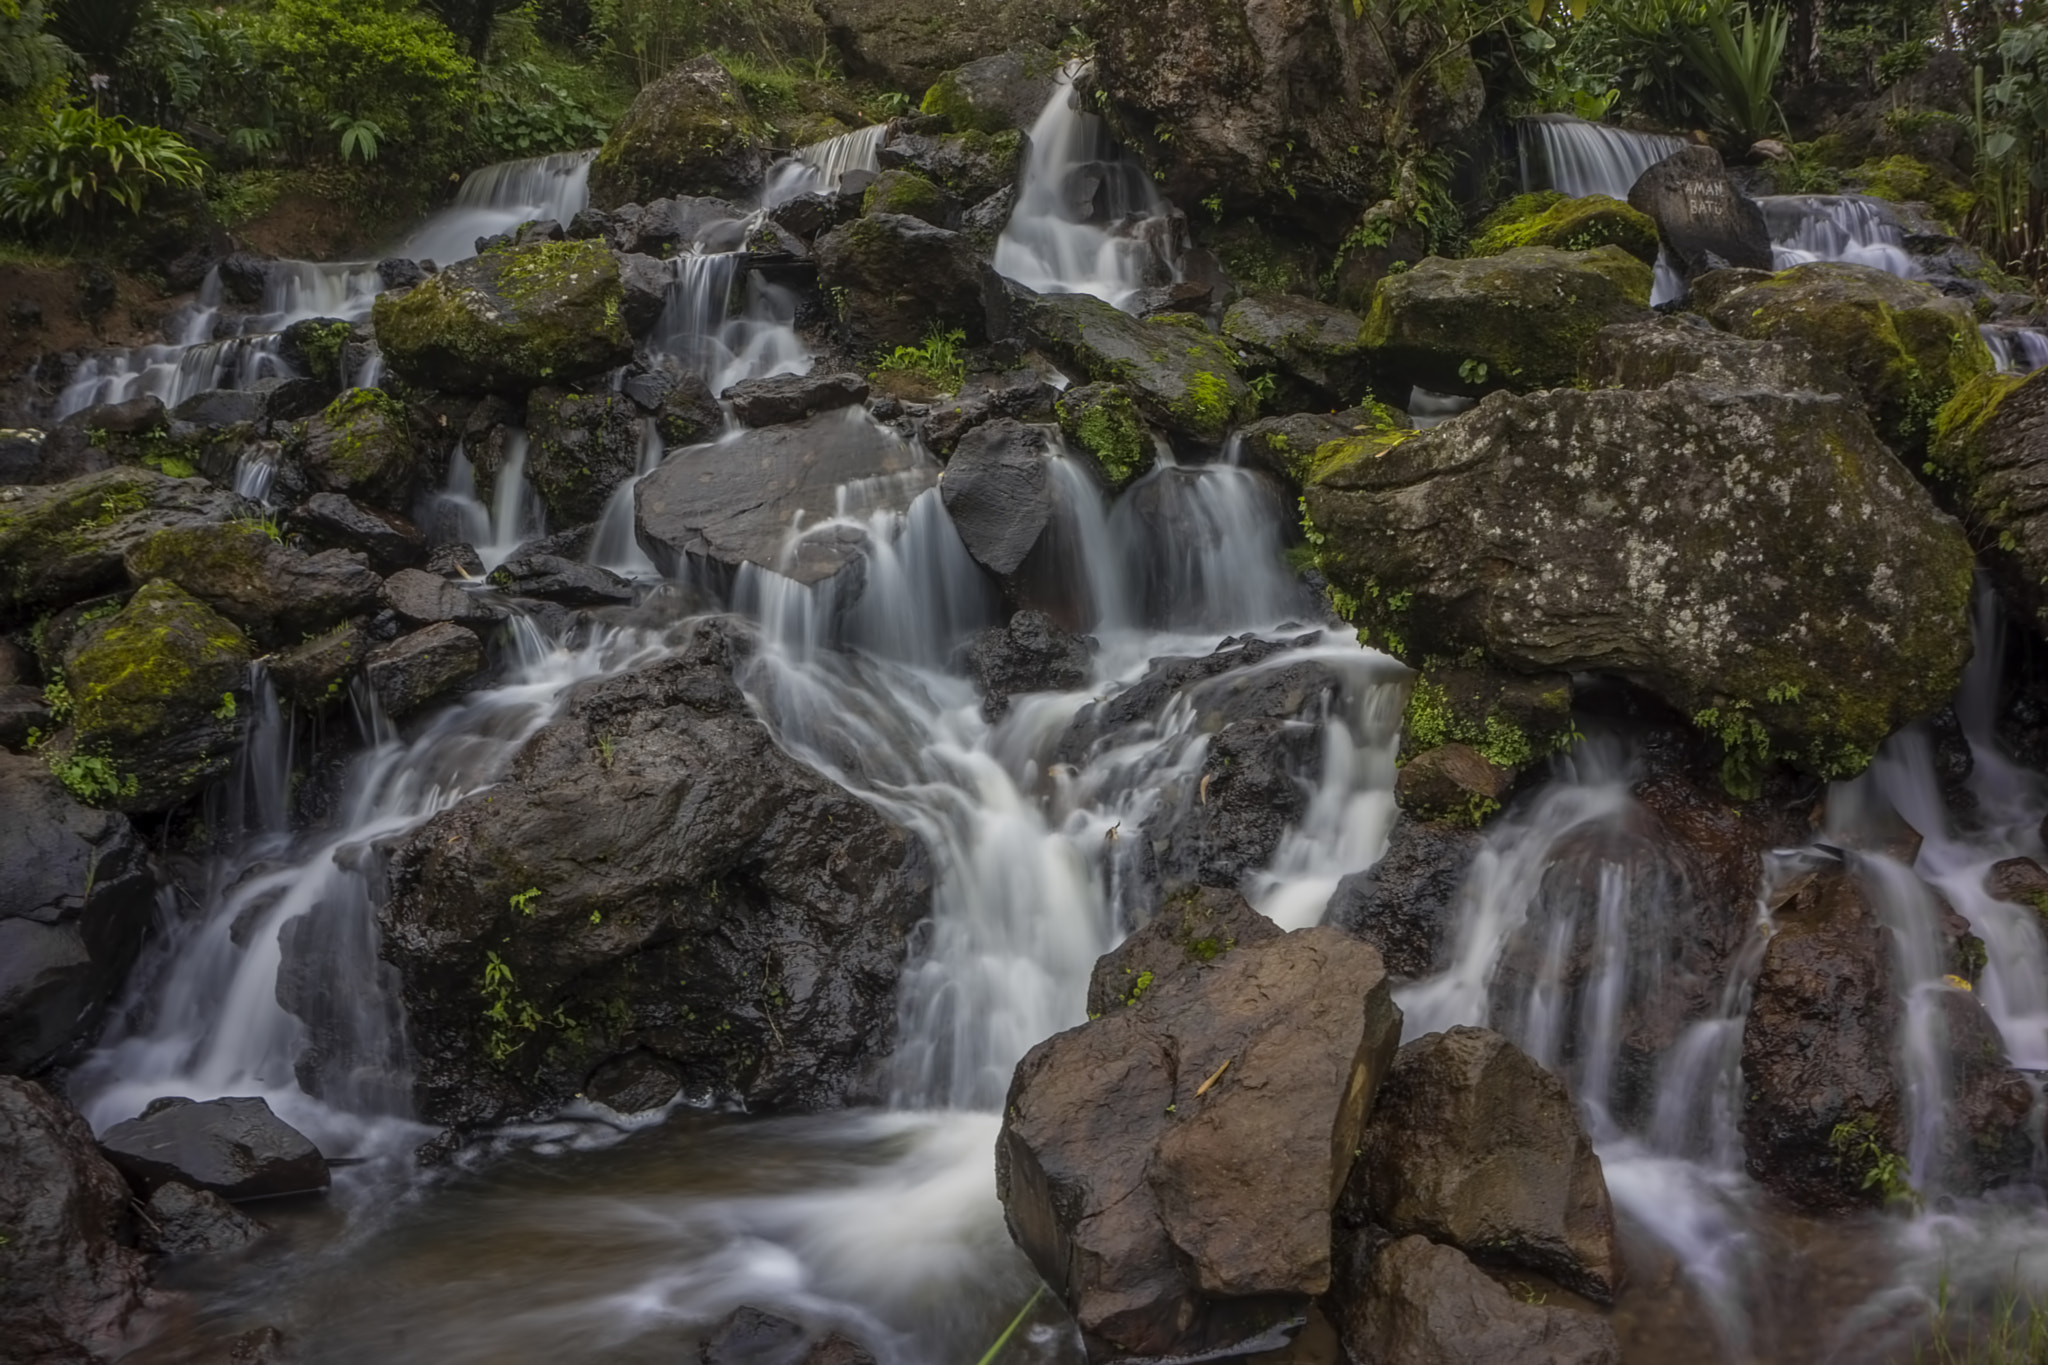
1470, 192, 1660, 267
371, 240, 633, 396
296, 389, 421, 510
1024, 293, 1255, 444
1055, 383, 1151, 491
1360, 246, 1655, 397
121, 524, 381, 648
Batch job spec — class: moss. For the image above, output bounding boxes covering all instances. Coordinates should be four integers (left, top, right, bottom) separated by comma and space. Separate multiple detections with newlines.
0, 468, 169, 615
126, 524, 273, 598
920, 69, 1003, 135
861, 169, 951, 223
1470, 192, 1660, 266
1928, 370, 2026, 491
1177, 370, 1239, 431
1401, 672, 1573, 771
296, 320, 353, 388
1849, 155, 1977, 231
1304, 427, 1416, 486
308, 387, 412, 487
1056, 384, 1149, 491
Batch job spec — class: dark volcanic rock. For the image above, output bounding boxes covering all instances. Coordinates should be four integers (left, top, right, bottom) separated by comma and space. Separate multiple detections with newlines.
997, 926, 1401, 1361
123, 524, 381, 647
939, 418, 1056, 578
525, 385, 645, 528
701, 1305, 807, 1365
381, 568, 501, 628
381, 620, 931, 1129
1324, 816, 1478, 979
962, 609, 1091, 720
293, 492, 427, 571
269, 624, 369, 711
814, 213, 1010, 350
141, 1180, 267, 1256
585, 1051, 683, 1115
1627, 144, 1773, 275
363, 622, 486, 718
0, 467, 242, 621
99, 1095, 329, 1201
0, 1076, 149, 1361
1394, 743, 1509, 824
1085, 885, 1282, 1018
726, 372, 870, 428
587, 56, 772, 209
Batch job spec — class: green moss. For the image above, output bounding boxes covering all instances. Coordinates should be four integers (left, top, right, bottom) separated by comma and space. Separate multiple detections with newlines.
861, 169, 950, 222
1470, 192, 1660, 266
1401, 674, 1566, 772
1928, 370, 2026, 490
920, 70, 1004, 135
68, 579, 249, 746
297, 320, 353, 388
1056, 384, 1149, 491
1849, 155, 1977, 230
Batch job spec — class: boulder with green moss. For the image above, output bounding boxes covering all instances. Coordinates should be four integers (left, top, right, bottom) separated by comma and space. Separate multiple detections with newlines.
56, 579, 254, 811
860, 169, 959, 229
1929, 369, 2048, 634
586, 55, 772, 209
1581, 315, 1849, 394
1849, 156, 1976, 231
1360, 246, 1654, 397
1304, 379, 1972, 787
1221, 293, 1372, 406
296, 390, 421, 511
920, 44, 1060, 134
1054, 383, 1151, 491
1703, 262, 1992, 454
814, 0, 1081, 91
877, 130, 1025, 206
122, 525, 379, 647
0, 467, 240, 624
1024, 294, 1254, 443
371, 240, 634, 396
524, 386, 644, 529
815, 213, 1009, 351
1471, 192, 1660, 267
1237, 406, 1410, 491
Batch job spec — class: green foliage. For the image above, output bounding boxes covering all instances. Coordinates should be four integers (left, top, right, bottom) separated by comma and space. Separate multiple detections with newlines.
330, 114, 381, 162
49, 749, 137, 802
0, 0, 69, 107
254, 0, 475, 165
1969, 22, 2048, 284
1692, 699, 1770, 800
1829, 1116, 1918, 1209
0, 104, 203, 227
1914, 1277, 2048, 1365
585, 0, 695, 88
1674, 0, 1788, 146
509, 886, 541, 915
872, 326, 966, 394
474, 57, 611, 157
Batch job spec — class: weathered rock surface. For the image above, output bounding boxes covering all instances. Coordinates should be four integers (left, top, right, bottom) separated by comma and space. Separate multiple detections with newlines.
1330, 1234, 1621, 1365
364, 623, 485, 719
1323, 816, 1476, 979
1581, 315, 1847, 394
584, 1050, 683, 1115
0, 1076, 148, 1362
1361, 246, 1654, 396
962, 609, 1091, 721
0, 752, 156, 1073
588, 55, 772, 208
99, 1095, 329, 1201
996, 926, 1401, 1360
815, 0, 1080, 90
293, 492, 427, 572
141, 1180, 267, 1256
1627, 145, 1773, 275
123, 526, 380, 647
486, 554, 634, 608
1024, 292, 1253, 443
1929, 369, 2048, 635
296, 389, 421, 511
939, 417, 1056, 579
0, 467, 241, 621
1236, 408, 1398, 490
814, 213, 1009, 350
1052, 382, 1151, 491
1349, 1026, 1619, 1300
1470, 191, 1660, 266
525, 385, 644, 528
269, 625, 368, 710
381, 568, 500, 629
381, 620, 931, 1128
1305, 380, 1973, 783
1085, 886, 1282, 1019
860, 168, 960, 228
1394, 743, 1509, 824
634, 408, 936, 587
372, 240, 634, 393
727, 371, 870, 428
1220, 293, 1370, 405
922, 44, 1060, 133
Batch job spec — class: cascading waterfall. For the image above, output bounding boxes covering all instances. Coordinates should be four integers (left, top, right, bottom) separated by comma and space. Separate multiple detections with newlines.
1983, 323, 2048, 374
1761, 194, 1918, 275
402, 148, 597, 266
1517, 114, 1686, 200
763, 125, 889, 205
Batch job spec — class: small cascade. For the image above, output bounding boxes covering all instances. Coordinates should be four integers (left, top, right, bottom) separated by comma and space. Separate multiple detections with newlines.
424, 436, 546, 570
1407, 386, 1476, 429
1983, 323, 2048, 374
762, 124, 889, 205
1761, 194, 1918, 275
994, 63, 1181, 311
588, 418, 664, 576
403, 148, 598, 266
1517, 114, 1686, 199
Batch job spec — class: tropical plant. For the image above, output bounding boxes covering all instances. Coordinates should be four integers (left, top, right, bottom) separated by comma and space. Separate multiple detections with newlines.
1676, 0, 1789, 145
0, 104, 203, 226
252, 0, 475, 164
1970, 20, 2048, 284
330, 114, 382, 162
0, 0, 68, 103
872, 327, 966, 393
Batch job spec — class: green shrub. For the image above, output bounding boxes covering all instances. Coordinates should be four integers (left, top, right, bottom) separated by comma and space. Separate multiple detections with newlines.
0, 105, 205, 227
253, 0, 475, 164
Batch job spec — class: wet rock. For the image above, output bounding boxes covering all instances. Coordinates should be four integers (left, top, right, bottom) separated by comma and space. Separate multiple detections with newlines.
1929, 368, 2048, 636
1985, 855, 2048, 915
923, 44, 1061, 134
961, 184, 1019, 250
1143, 715, 1322, 892
1348, 1026, 1619, 1299
58, 580, 255, 812
0, 466, 242, 622
1054, 382, 1152, 491
0, 752, 155, 1072
803, 1334, 877, 1365
963, 609, 1091, 720
1331, 1233, 1621, 1365
1220, 293, 1370, 406
123, 525, 380, 648
1627, 145, 1773, 275
1581, 315, 1849, 394
296, 389, 421, 510
371, 239, 634, 394
293, 492, 427, 572
364, 623, 486, 719
1705, 262, 1992, 453
584, 1051, 682, 1115
726, 371, 870, 428
613, 252, 671, 336
1059, 632, 1335, 758
382, 619, 932, 1127
0, 1076, 149, 1361
141, 1180, 266, 1256
1395, 743, 1509, 825
996, 926, 1401, 1360
425, 543, 486, 579
1305, 380, 1972, 786
1361, 246, 1654, 397
588, 56, 772, 208
859, 169, 960, 229
700, 1305, 807, 1365
1471, 191, 1660, 266
767, 190, 859, 244
875, 132, 1022, 208
524, 385, 644, 528
378, 257, 428, 290
814, 213, 1010, 350
381, 568, 501, 628
224, 1326, 290, 1363
623, 357, 724, 449
921, 368, 1056, 456
634, 408, 936, 587
940, 417, 1056, 578
1236, 408, 1397, 491
486, 554, 633, 608
0, 682, 50, 749
1024, 292, 1253, 443
1324, 816, 1476, 979
99, 1095, 329, 1201
1085, 885, 1282, 1018
268, 624, 368, 711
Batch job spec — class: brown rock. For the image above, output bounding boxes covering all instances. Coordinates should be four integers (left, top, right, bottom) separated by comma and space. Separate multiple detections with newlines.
1332, 1233, 1621, 1365
1395, 743, 1508, 824
1084, 885, 1282, 1018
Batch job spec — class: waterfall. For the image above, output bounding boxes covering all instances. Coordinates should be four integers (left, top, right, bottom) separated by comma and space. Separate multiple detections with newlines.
763, 125, 889, 206
1983, 324, 2048, 374
994, 63, 1181, 311
402, 148, 597, 266
1761, 194, 1918, 276
1517, 115, 1687, 200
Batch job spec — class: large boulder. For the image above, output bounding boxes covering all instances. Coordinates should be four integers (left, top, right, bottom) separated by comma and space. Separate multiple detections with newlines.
963, 609, 1092, 721
58, 579, 255, 812
296, 389, 421, 511
1236, 407, 1403, 491
1626, 144, 1773, 275
1304, 380, 1973, 786
1088, 0, 1486, 230
814, 0, 1082, 91
921, 44, 1061, 134
0, 753, 156, 1073
1929, 369, 2048, 635
587, 55, 772, 209
875, 131, 1025, 207
0, 1077, 148, 1362
139, 1180, 266, 1256
371, 240, 634, 394
1323, 816, 1476, 979
1470, 192, 1660, 267
291, 492, 427, 572
939, 418, 1057, 579
98, 1095, 330, 1201
1084, 885, 1282, 1018
996, 926, 1401, 1361
727, 372, 870, 428
123, 525, 380, 648
0, 467, 240, 623
1703, 262, 1993, 453
524, 385, 646, 528
1220, 293, 1371, 407
363, 622, 485, 719
1330, 1233, 1621, 1365
814, 213, 1010, 350
1580, 315, 1848, 394
634, 408, 936, 587
1024, 293, 1254, 443
1053, 383, 1152, 492
1360, 246, 1654, 397
1347, 1026, 1619, 1300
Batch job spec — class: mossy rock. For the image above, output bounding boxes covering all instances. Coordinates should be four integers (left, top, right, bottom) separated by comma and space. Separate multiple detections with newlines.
878, 129, 1025, 205
371, 240, 633, 396
815, 213, 1010, 351
58, 578, 253, 811
1055, 383, 1152, 491
1360, 246, 1655, 397
1023, 292, 1254, 443
122, 523, 380, 647
919, 44, 1060, 135
1220, 293, 1372, 406
524, 386, 645, 528
0, 466, 240, 624
861, 169, 959, 228
1470, 192, 1660, 267
1705, 261, 1993, 456
587, 54, 772, 209
1849, 155, 1976, 232
1399, 668, 1574, 771
1928, 368, 2048, 636
297, 389, 420, 510
1236, 403, 1413, 491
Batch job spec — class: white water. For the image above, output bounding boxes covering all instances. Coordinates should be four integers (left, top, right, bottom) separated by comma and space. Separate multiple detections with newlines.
1983, 324, 2048, 374
763, 125, 888, 206
403, 149, 596, 267
1761, 194, 1918, 276
1517, 115, 1686, 201
994, 64, 1180, 311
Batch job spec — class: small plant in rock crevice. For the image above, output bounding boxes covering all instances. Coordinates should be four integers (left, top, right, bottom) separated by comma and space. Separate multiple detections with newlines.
871, 326, 967, 395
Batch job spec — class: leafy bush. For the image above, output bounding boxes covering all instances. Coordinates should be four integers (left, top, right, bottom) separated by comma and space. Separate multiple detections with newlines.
0, 0, 69, 103
1675, 0, 1787, 146
252, 0, 475, 163
0, 104, 203, 226
123, 3, 276, 153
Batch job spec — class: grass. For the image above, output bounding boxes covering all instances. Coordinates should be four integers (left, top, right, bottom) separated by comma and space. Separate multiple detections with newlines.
1914, 1277, 2048, 1364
